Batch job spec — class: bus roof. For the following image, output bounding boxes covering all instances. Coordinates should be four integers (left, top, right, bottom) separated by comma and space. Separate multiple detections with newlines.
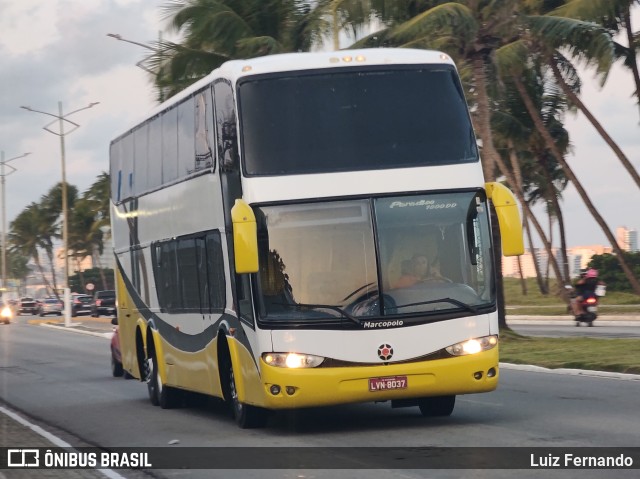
113, 48, 456, 143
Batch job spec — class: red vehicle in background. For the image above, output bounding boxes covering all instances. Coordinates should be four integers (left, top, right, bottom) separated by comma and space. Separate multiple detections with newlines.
110, 317, 132, 379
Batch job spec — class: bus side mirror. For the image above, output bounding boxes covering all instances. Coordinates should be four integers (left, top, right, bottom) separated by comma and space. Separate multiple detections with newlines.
485, 182, 524, 257
231, 199, 259, 273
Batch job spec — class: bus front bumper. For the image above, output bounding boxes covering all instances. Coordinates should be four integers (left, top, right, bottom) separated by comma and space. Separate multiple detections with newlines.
256, 347, 499, 409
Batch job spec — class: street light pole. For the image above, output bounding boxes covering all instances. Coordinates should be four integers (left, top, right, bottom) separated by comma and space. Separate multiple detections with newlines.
20, 101, 99, 326
0, 151, 31, 291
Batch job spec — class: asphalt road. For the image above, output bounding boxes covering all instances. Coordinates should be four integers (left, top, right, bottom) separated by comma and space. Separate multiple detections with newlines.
1, 314, 639, 479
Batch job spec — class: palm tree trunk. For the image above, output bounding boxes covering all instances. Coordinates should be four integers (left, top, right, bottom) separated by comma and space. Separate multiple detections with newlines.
514, 75, 640, 295
623, 8, 640, 122
34, 257, 54, 296
516, 250, 527, 295
93, 250, 108, 291
554, 192, 571, 282
76, 258, 86, 294
46, 248, 58, 297
538, 155, 570, 282
472, 56, 498, 182
332, 2, 340, 51
471, 55, 511, 328
507, 143, 550, 294
549, 59, 640, 189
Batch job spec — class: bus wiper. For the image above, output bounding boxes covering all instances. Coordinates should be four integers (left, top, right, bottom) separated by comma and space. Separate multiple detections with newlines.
272, 302, 362, 325
341, 282, 375, 302
394, 298, 479, 315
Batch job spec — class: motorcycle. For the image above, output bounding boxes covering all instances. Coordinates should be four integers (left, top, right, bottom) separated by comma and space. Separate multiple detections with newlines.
567, 283, 606, 327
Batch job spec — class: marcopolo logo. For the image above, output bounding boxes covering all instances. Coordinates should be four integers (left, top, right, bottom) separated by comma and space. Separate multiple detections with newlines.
362, 320, 404, 329
7, 449, 40, 467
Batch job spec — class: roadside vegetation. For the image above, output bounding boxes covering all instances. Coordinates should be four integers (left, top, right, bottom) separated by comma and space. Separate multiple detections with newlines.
500, 330, 640, 375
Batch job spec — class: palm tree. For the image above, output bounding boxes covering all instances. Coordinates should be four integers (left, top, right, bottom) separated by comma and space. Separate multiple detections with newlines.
76, 174, 112, 290
68, 198, 100, 293
495, 29, 640, 295
528, 9, 640, 189
9, 204, 55, 295
144, 0, 326, 101
38, 183, 79, 297
312, 0, 374, 50
492, 75, 573, 290
350, 0, 545, 327
553, 0, 640, 121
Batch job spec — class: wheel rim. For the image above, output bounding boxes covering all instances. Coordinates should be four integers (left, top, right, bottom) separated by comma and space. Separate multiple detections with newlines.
229, 365, 243, 416
147, 357, 162, 397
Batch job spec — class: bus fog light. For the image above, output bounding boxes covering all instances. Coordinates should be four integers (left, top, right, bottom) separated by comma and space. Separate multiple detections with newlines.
445, 335, 498, 357
473, 371, 483, 380
262, 353, 324, 368
270, 385, 281, 395
487, 367, 497, 378
286, 386, 296, 396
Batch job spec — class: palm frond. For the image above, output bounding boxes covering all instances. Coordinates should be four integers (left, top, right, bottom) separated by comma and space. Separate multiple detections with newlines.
236, 36, 285, 57
388, 3, 477, 48
527, 15, 614, 80
495, 40, 530, 77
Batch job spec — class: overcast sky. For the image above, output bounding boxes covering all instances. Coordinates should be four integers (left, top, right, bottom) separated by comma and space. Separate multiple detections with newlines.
0, 0, 638, 249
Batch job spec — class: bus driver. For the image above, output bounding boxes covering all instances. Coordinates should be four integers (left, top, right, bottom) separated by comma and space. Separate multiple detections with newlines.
393, 254, 449, 288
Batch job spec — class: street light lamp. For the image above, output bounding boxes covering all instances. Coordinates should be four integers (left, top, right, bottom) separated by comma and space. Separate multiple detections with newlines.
107, 32, 159, 75
0, 151, 31, 291
20, 101, 99, 326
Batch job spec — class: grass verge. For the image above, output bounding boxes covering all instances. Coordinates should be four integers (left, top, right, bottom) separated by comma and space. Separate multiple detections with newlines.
499, 329, 640, 375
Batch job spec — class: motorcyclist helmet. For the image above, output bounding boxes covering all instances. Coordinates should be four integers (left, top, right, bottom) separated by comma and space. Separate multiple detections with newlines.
585, 268, 598, 278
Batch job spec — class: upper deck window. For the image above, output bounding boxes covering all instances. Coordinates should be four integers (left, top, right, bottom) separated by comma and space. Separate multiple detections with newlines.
238, 65, 477, 176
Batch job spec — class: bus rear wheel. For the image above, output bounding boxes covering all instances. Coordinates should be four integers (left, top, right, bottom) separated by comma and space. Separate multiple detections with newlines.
146, 348, 181, 409
418, 395, 456, 417
224, 358, 267, 429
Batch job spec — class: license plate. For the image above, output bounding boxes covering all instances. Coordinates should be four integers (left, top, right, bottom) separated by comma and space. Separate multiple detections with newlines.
369, 375, 407, 392
587, 307, 597, 312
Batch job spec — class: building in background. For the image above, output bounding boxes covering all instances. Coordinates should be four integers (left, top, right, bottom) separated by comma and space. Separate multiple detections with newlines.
616, 226, 638, 252
503, 245, 613, 279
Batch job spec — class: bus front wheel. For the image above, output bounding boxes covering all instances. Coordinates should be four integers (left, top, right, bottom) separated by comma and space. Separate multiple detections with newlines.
418, 395, 456, 417
224, 357, 267, 429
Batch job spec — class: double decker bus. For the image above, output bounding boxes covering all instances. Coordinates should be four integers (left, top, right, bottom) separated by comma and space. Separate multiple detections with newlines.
110, 48, 523, 428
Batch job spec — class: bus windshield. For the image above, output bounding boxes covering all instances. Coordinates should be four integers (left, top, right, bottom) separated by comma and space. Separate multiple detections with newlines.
238, 66, 478, 176
255, 191, 494, 324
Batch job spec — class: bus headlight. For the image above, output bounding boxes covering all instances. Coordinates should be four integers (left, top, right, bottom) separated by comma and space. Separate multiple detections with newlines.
262, 352, 324, 368
446, 335, 498, 356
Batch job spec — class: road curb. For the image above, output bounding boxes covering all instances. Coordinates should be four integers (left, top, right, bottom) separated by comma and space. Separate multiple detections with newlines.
501, 362, 640, 381
39, 322, 112, 339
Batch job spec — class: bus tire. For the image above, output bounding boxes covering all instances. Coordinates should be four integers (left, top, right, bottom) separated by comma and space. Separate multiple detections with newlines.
146, 347, 180, 409
418, 395, 455, 417
223, 355, 267, 429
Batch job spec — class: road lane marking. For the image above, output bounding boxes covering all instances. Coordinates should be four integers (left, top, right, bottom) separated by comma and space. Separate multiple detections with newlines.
0, 405, 128, 479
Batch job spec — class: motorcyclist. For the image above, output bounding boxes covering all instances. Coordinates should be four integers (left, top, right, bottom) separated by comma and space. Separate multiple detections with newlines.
570, 268, 599, 317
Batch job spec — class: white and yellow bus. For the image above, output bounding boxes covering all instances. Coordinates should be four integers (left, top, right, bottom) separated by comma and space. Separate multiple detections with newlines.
110, 48, 523, 428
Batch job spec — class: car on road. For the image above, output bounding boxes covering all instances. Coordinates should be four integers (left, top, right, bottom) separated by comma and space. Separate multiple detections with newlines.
1, 301, 13, 324
110, 317, 131, 379
72, 294, 93, 317
38, 298, 63, 316
91, 290, 116, 317
18, 297, 39, 315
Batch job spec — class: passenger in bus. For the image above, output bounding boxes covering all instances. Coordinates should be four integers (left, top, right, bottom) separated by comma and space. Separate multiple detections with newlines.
393, 255, 449, 288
